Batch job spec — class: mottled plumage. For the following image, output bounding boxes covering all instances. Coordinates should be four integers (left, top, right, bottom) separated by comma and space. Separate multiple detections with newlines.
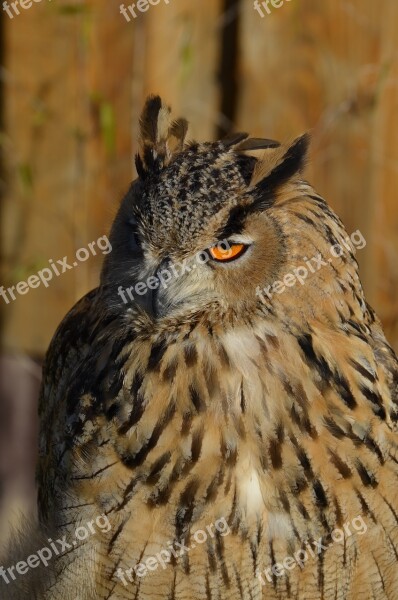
5, 96, 398, 599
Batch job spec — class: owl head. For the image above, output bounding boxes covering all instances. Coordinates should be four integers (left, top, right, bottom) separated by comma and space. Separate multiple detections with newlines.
102, 96, 359, 327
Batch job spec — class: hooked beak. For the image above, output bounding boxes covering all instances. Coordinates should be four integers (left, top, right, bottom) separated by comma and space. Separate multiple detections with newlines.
134, 257, 171, 319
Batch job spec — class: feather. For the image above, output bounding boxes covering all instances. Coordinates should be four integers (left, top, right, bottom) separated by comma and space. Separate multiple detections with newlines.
137, 95, 188, 175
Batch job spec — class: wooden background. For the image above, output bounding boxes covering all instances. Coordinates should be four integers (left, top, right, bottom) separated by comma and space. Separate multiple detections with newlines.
1, 0, 397, 355
0, 0, 397, 548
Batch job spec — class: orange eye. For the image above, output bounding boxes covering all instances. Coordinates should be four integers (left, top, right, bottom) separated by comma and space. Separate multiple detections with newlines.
209, 243, 247, 262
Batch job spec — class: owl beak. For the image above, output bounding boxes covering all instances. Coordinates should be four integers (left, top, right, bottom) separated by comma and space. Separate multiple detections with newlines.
134, 257, 171, 319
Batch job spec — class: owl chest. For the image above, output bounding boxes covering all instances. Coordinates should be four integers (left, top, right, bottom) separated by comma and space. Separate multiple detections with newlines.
97, 358, 292, 533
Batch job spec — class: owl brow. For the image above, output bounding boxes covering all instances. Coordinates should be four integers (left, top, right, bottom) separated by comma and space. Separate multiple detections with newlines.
216, 194, 274, 240
251, 133, 310, 206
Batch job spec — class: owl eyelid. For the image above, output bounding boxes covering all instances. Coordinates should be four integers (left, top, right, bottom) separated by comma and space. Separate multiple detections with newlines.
208, 242, 250, 263
226, 239, 253, 246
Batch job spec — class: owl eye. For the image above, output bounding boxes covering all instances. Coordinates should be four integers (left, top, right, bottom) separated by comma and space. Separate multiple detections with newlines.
209, 243, 248, 262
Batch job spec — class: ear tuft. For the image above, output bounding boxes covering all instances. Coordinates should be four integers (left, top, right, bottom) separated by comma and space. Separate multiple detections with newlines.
168, 118, 189, 154
228, 136, 282, 186
249, 133, 310, 194
236, 137, 281, 152
139, 95, 163, 144
135, 95, 188, 178
221, 132, 249, 148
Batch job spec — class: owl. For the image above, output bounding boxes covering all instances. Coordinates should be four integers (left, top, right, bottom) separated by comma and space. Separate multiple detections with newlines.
5, 95, 398, 600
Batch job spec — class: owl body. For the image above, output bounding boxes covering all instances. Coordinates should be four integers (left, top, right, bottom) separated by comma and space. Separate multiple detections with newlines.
36, 281, 398, 600
11, 97, 398, 600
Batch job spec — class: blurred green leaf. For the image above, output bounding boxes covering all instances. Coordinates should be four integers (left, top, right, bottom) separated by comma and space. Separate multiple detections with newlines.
181, 42, 193, 78
18, 163, 34, 194
10, 258, 47, 284
56, 4, 90, 16
99, 101, 116, 157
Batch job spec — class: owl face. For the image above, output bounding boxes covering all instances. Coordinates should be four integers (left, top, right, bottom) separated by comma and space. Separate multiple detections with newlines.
102, 96, 310, 321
